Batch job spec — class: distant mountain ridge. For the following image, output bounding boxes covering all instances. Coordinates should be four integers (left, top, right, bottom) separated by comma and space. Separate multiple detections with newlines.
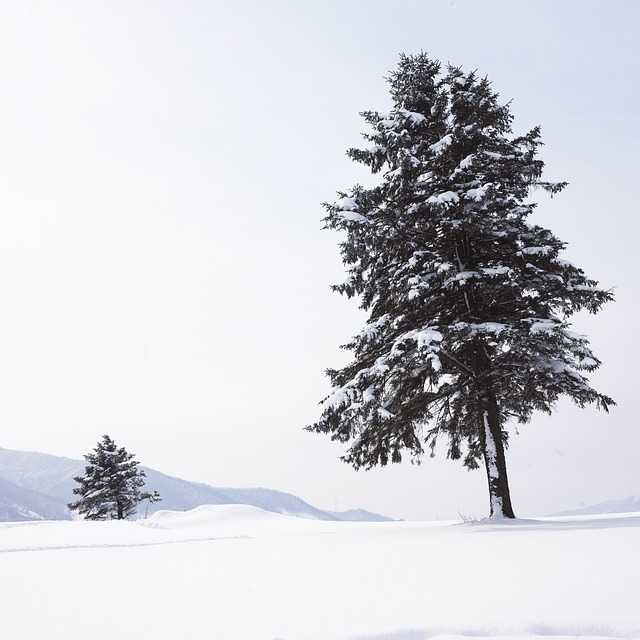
0, 475, 70, 522
549, 496, 640, 517
0, 447, 394, 523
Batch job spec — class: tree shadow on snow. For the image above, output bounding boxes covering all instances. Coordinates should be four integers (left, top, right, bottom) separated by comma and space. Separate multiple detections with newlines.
453, 514, 640, 533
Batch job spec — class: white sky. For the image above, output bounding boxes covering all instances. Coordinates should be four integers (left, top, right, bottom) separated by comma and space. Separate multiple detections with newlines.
0, 0, 638, 520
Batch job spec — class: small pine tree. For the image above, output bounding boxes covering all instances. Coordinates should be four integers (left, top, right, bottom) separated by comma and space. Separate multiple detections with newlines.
308, 53, 614, 518
68, 435, 161, 520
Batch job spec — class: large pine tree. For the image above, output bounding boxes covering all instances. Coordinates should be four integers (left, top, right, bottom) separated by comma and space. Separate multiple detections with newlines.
68, 435, 161, 520
308, 54, 614, 518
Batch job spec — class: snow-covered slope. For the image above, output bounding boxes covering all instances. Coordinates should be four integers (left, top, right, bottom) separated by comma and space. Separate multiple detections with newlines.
0, 447, 390, 522
0, 447, 84, 500
550, 496, 640, 516
0, 476, 69, 521
329, 507, 396, 522
1, 506, 638, 640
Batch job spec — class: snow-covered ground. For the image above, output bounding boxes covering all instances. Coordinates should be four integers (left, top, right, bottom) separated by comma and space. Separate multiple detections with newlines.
1, 505, 638, 640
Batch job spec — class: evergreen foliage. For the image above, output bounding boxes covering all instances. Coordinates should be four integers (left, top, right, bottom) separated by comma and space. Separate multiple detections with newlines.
308, 53, 614, 518
68, 435, 161, 520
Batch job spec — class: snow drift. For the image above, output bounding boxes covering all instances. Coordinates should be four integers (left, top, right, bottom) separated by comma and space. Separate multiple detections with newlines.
1, 506, 638, 639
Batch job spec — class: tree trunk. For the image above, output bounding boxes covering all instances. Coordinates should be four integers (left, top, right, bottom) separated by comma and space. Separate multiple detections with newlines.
480, 394, 516, 518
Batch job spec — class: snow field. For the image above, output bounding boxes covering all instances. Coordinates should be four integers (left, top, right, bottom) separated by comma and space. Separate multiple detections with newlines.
1, 505, 638, 640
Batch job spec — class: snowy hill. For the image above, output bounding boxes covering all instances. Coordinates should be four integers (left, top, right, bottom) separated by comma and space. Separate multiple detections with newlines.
0, 475, 70, 521
0, 447, 391, 522
549, 496, 640, 516
328, 508, 396, 522
1, 506, 638, 639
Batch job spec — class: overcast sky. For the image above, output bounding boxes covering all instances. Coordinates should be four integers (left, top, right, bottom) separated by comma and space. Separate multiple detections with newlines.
0, 0, 638, 520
